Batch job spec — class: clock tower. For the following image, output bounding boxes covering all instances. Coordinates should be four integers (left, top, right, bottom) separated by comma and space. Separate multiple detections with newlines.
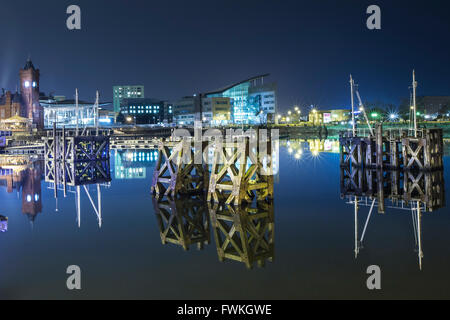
19, 58, 43, 129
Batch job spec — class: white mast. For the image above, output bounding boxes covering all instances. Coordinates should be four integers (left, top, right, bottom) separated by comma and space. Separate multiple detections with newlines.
95, 90, 99, 135
350, 75, 356, 136
412, 70, 418, 137
75, 88, 79, 136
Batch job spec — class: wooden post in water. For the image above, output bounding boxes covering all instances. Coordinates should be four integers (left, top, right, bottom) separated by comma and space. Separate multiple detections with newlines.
62, 125, 67, 197
53, 122, 58, 199
376, 123, 383, 169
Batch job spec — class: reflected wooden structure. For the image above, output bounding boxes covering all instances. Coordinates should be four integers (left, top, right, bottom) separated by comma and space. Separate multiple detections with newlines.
43, 127, 111, 228
208, 200, 275, 269
340, 164, 446, 270
340, 167, 445, 213
152, 195, 210, 251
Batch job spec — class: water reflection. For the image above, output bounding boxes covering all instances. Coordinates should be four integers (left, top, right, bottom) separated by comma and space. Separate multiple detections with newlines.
209, 201, 274, 269
114, 150, 158, 180
152, 195, 210, 251
44, 155, 112, 228
340, 167, 446, 270
0, 215, 7, 232
0, 160, 43, 223
152, 195, 275, 269
281, 138, 340, 160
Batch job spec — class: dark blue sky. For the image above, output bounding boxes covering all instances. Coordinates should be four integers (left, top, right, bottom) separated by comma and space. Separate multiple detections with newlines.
0, 0, 449, 111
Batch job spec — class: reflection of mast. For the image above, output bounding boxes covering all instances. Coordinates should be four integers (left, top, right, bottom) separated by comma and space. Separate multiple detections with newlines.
341, 166, 444, 270
415, 200, 423, 270
353, 196, 376, 259
354, 196, 358, 258
75, 184, 103, 228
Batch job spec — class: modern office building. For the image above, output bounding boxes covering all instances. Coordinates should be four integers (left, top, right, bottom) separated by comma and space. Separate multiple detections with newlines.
113, 85, 144, 113
173, 96, 196, 126
204, 74, 276, 124
163, 102, 174, 124
249, 83, 277, 124
120, 98, 167, 124
201, 97, 232, 126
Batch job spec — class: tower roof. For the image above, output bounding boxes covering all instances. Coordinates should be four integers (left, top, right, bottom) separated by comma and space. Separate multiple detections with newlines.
23, 58, 36, 70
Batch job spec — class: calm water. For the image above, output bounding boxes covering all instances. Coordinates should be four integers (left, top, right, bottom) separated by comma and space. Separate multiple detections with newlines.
1, 139, 450, 299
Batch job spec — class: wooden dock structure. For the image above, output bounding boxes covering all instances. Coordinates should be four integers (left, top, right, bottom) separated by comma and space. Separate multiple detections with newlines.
150, 138, 209, 197
43, 126, 111, 196
340, 124, 443, 171
151, 129, 276, 206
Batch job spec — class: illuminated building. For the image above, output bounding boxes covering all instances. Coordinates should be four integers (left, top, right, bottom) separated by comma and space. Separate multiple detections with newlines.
113, 85, 144, 113
308, 109, 350, 125
41, 99, 113, 128
201, 97, 231, 126
0, 59, 44, 129
204, 74, 276, 124
173, 96, 196, 126
120, 98, 170, 124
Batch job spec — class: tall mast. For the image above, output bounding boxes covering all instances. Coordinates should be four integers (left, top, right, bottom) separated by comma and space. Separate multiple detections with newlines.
75, 88, 79, 136
350, 75, 356, 136
95, 90, 99, 136
412, 70, 417, 137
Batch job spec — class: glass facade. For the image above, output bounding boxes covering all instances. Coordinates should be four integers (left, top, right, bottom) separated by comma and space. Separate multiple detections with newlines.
205, 76, 276, 124
207, 82, 256, 124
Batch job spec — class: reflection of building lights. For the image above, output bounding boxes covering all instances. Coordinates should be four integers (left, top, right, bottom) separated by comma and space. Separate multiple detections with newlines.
294, 153, 301, 159
312, 150, 319, 157
34, 194, 39, 202
26, 195, 32, 202
288, 148, 293, 153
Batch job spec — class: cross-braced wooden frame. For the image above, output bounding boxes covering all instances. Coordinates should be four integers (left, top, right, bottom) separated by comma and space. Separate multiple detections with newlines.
208, 201, 274, 269
151, 139, 209, 197
152, 195, 210, 250
207, 137, 274, 206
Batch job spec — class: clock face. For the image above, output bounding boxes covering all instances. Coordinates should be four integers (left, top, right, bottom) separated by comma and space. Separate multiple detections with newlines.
24, 81, 30, 88
32, 81, 36, 88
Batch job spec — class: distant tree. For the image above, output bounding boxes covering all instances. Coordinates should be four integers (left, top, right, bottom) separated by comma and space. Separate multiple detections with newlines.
116, 112, 125, 123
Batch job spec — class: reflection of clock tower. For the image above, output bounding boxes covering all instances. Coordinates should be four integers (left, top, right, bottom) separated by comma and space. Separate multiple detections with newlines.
19, 59, 43, 129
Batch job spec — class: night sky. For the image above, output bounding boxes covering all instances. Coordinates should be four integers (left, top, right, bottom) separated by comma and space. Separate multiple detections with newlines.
1, 0, 449, 111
